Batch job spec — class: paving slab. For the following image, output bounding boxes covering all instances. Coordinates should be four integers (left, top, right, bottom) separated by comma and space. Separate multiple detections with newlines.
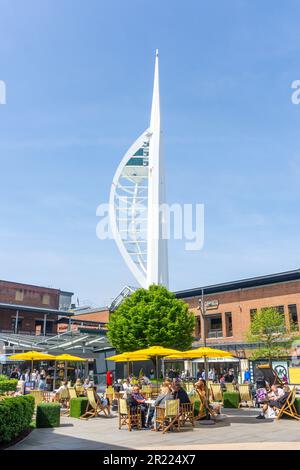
8, 409, 300, 450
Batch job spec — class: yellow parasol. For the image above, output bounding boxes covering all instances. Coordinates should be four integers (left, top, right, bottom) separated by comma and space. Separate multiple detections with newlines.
9, 351, 56, 380
55, 354, 87, 384
165, 347, 233, 359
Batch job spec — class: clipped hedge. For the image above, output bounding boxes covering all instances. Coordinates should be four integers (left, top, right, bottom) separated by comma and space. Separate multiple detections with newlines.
223, 391, 240, 408
36, 403, 61, 428
70, 397, 88, 418
295, 397, 300, 415
0, 379, 18, 395
0, 395, 35, 443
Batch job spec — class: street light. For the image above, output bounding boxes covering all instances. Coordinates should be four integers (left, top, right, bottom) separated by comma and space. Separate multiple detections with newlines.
198, 289, 209, 382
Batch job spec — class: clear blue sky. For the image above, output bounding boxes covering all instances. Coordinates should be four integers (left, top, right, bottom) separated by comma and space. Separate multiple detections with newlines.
1, 0, 300, 306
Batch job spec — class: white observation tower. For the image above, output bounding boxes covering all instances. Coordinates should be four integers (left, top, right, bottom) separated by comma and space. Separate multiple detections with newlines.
109, 50, 169, 289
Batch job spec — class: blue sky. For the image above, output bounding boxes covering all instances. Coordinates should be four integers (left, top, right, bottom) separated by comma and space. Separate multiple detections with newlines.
1, 0, 300, 306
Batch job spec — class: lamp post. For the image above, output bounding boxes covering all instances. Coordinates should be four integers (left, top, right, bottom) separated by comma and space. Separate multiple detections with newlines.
199, 289, 209, 384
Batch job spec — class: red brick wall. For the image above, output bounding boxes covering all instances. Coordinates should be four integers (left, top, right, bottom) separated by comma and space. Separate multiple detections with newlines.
0, 280, 60, 309
0, 309, 58, 334
70, 310, 110, 323
184, 280, 300, 344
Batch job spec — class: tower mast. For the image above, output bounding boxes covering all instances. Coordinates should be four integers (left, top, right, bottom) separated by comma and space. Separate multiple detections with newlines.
147, 50, 169, 287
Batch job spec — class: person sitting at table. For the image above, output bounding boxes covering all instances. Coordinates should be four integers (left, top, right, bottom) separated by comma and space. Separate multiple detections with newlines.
195, 379, 221, 415
74, 378, 85, 396
147, 382, 173, 427
140, 374, 151, 386
171, 381, 190, 404
130, 385, 148, 428
113, 378, 123, 393
83, 378, 91, 390
52, 381, 68, 402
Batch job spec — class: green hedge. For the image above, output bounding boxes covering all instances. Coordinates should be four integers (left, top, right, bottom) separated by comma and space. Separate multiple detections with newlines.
70, 397, 88, 418
36, 403, 61, 428
0, 395, 35, 443
0, 374, 9, 381
223, 391, 240, 408
0, 379, 18, 395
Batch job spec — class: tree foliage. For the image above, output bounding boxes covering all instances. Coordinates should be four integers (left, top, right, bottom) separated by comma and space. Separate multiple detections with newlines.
246, 307, 296, 364
107, 285, 195, 353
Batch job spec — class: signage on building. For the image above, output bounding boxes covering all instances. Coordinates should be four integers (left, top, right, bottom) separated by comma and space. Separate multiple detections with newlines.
272, 361, 289, 382
205, 300, 219, 310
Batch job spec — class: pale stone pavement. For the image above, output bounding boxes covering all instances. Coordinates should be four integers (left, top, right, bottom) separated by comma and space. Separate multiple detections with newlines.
9, 408, 300, 450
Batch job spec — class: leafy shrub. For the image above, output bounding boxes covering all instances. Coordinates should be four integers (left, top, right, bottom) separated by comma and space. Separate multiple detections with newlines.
70, 397, 88, 418
0, 374, 9, 381
0, 395, 35, 443
0, 379, 18, 395
223, 391, 240, 408
36, 403, 61, 428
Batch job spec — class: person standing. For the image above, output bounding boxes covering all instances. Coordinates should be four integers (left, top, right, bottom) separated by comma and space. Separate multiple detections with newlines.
106, 370, 113, 387
244, 368, 251, 383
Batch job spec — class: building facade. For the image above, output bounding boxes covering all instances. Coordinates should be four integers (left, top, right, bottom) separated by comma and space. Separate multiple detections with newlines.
175, 269, 300, 358
0, 280, 73, 335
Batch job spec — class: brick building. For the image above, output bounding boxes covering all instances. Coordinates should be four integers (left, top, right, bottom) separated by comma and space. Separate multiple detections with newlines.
175, 269, 300, 358
0, 280, 73, 335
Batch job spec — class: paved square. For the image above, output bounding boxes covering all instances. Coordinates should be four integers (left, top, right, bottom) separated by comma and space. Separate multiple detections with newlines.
9, 408, 300, 450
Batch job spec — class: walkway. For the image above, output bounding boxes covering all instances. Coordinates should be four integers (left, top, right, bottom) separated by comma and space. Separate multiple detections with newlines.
9, 408, 300, 450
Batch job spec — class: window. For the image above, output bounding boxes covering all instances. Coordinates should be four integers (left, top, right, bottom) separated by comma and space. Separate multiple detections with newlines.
42, 294, 50, 305
288, 304, 299, 330
250, 309, 257, 321
15, 289, 24, 301
225, 312, 233, 337
195, 316, 201, 337
11, 317, 22, 333
276, 305, 285, 315
207, 314, 222, 338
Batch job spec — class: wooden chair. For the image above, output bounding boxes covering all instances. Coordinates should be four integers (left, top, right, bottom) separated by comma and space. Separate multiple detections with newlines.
68, 387, 77, 400
275, 388, 300, 421
118, 398, 142, 431
194, 389, 217, 420
80, 389, 108, 420
155, 399, 181, 433
210, 384, 223, 403
55, 388, 70, 415
141, 385, 152, 399
30, 390, 44, 407
180, 403, 194, 427
238, 384, 253, 408
225, 383, 235, 393
105, 387, 114, 405
184, 382, 194, 394
75, 385, 85, 397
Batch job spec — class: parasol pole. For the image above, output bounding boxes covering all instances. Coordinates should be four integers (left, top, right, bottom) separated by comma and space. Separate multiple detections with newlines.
53, 361, 57, 391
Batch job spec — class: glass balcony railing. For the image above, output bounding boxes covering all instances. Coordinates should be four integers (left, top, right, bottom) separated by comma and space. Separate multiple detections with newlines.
207, 329, 223, 338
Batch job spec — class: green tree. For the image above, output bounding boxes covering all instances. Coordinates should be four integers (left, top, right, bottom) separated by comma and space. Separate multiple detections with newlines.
246, 307, 296, 365
107, 285, 195, 353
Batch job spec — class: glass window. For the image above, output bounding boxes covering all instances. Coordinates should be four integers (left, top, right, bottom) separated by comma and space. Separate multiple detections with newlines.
288, 304, 299, 330
225, 312, 233, 337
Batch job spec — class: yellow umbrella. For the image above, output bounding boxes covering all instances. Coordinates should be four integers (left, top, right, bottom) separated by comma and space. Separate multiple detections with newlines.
165, 347, 234, 401
107, 353, 151, 379
9, 351, 56, 381
126, 346, 184, 385
55, 354, 87, 362
165, 347, 233, 359
55, 354, 87, 384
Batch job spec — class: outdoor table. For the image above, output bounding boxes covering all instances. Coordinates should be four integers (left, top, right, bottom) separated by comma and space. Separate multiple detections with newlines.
145, 398, 156, 424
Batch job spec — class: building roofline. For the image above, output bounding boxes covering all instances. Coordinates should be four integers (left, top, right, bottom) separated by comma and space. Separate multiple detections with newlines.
0, 279, 73, 296
0, 302, 72, 316
175, 269, 300, 299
